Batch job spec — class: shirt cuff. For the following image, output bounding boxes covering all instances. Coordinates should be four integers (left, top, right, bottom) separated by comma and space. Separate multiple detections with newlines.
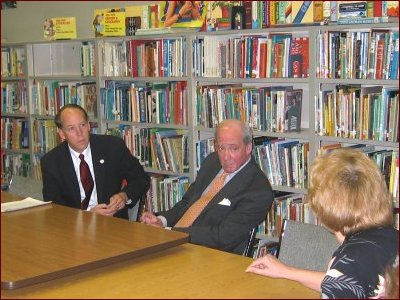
157, 215, 168, 227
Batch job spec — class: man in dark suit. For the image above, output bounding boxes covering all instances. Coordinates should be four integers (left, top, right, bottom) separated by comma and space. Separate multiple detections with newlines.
141, 119, 274, 255
41, 104, 150, 220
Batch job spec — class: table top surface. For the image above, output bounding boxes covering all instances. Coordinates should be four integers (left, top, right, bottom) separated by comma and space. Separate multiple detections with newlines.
1, 192, 189, 290
1, 242, 319, 299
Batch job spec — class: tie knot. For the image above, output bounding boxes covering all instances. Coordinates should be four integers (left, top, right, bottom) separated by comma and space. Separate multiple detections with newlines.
79, 154, 84, 161
220, 172, 228, 181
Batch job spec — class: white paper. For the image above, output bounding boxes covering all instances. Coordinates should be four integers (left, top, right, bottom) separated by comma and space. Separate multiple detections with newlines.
1, 197, 52, 212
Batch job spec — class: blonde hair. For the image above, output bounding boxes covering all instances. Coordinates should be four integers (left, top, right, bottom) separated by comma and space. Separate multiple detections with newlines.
308, 148, 393, 235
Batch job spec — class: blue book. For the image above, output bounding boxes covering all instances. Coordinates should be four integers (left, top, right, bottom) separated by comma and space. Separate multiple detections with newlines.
389, 31, 399, 80
292, 1, 312, 24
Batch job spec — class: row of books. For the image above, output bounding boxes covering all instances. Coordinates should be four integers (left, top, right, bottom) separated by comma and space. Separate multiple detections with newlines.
316, 85, 399, 142
253, 138, 309, 189
1, 153, 31, 178
193, 34, 309, 79
80, 42, 96, 77
1, 81, 28, 114
319, 144, 399, 201
196, 85, 302, 133
106, 126, 189, 174
32, 119, 59, 154
32, 120, 98, 155
1, 47, 24, 78
144, 174, 190, 214
317, 29, 399, 80
30, 81, 97, 117
100, 80, 187, 125
1, 118, 29, 150
101, 38, 186, 78
259, 193, 312, 238
195, 138, 215, 172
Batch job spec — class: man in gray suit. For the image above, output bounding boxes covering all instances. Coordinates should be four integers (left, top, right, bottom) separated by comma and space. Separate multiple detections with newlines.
141, 119, 273, 255
41, 104, 150, 220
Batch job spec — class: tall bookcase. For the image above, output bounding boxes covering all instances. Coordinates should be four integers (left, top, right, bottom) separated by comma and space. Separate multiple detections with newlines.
1, 20, 398, 237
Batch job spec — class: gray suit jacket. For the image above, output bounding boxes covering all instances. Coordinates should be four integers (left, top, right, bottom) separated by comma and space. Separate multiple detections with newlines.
160, 152, 274, 255
41, 134, 150, 220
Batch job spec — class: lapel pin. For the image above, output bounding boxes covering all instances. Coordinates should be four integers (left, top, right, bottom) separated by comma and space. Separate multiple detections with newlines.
100, 159, 105, 164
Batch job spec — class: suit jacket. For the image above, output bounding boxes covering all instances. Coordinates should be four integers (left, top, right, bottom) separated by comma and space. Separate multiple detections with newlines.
41, 134, 150, 220
160, 152, 274, 255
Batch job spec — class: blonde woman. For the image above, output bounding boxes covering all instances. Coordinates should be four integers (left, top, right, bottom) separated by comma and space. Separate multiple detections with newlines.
246, 148, 398, 298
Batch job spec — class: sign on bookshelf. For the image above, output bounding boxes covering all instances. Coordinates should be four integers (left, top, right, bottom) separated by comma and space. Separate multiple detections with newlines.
43, 17, 77, 40
93, 8, 126, 37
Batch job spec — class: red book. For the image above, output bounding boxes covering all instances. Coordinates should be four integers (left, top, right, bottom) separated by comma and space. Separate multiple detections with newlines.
251, 37, 259, 78
289, 37, 309, 78
375, 39, 385, 79
129, 40, 145, 77
259, 42, 267, 78
243, 1, 252, 29
374, 1, 382, 17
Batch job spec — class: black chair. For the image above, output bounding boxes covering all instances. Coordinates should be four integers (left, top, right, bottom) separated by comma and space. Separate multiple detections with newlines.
242, 226, 258, 257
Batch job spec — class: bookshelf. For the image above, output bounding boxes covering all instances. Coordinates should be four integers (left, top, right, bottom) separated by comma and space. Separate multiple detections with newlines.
1, 18, 398, 238
1, 44, 31, 179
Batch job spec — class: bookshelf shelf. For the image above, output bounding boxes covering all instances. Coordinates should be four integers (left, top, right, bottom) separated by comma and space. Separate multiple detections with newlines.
1, 16, 398, 235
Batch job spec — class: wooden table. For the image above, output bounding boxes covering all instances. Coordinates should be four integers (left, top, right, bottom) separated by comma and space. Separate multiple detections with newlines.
1, 192, 318, 298
1, 243, 319, 299
1, 192, 189, 290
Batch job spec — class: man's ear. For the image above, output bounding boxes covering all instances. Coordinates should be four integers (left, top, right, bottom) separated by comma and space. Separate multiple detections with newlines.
245, 142, 252, 155
58, 128, 66, 142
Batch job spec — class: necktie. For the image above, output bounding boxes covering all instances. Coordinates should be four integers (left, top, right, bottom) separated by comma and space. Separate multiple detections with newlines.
175, 172, 228, 227
79, 154, 94, 210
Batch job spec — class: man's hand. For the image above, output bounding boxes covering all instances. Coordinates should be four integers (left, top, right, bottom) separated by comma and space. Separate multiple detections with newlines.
140, 211, 162, 227
109, 192, 128, 210
90, 192, 128, 216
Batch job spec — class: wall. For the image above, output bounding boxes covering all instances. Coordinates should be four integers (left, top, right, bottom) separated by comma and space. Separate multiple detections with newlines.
1, 1, 155, 43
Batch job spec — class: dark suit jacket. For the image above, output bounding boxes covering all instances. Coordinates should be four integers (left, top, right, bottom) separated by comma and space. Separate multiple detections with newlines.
160, 152, 274, 255
41, 134, 150, 220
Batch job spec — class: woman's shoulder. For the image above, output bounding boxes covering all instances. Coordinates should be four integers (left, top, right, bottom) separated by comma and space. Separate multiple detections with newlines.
336, 227, 398, 258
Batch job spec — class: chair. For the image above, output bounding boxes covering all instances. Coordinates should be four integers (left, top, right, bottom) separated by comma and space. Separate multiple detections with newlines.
127, 195, 146, 222
274, 219, 340, 272
8, 175, 44, 201
242, 226, 258, 257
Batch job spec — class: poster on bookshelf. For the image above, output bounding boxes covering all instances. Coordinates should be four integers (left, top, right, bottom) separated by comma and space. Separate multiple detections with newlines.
93, 8, 126, 37
159, 1, 207, 28
43, 17, 77, 40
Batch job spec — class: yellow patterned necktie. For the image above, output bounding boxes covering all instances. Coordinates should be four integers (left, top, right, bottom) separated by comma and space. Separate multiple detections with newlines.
175, 172, 228, 227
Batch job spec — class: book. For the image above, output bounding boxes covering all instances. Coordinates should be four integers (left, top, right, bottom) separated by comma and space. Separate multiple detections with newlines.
284, 89, 302, 132
292, 1, 314, 24
386, 1, 399, 17
1, 197, 52, 212
288, 37, 309, 78
337, 1, 367, 19
337, 16, 389, 24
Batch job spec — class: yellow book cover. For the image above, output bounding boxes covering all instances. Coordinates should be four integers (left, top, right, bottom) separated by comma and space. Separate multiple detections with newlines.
292, 1, 314, 24
93, 8, 126, 37
44, 17, 76, 40
125, 5, 143, 17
